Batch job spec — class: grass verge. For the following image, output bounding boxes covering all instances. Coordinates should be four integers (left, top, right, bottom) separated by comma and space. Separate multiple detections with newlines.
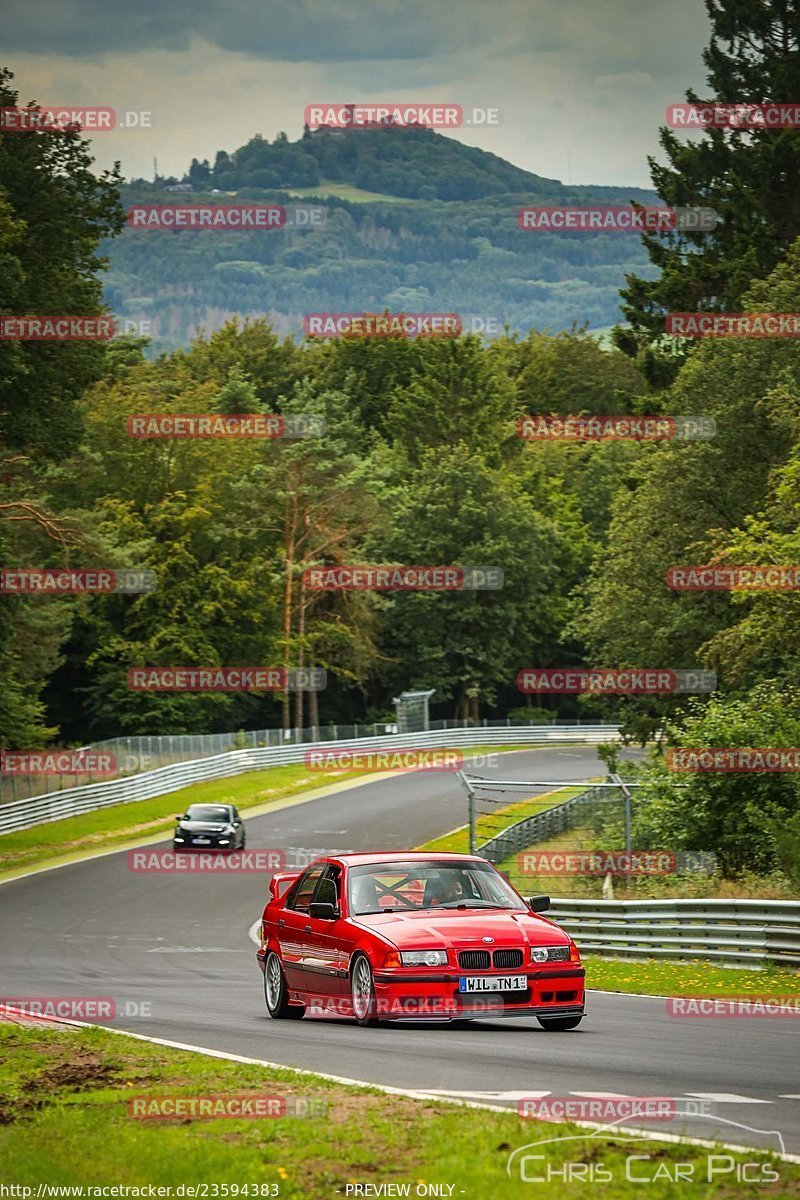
584, 956, 800, 997
417, 795, 800, 995
418, 785, 586, 854
0, 1021, 792, 1197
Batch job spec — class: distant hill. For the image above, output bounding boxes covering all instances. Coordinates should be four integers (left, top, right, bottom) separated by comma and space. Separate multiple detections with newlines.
106, 126, 659, 351
139, 123, 659, 206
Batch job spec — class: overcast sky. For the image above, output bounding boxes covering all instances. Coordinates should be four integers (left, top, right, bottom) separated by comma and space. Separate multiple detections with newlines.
3, 0, 710, 186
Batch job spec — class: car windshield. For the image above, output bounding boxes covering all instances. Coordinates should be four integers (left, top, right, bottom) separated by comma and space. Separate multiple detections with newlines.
185, 806, 231, 823
348, 860, 524, 915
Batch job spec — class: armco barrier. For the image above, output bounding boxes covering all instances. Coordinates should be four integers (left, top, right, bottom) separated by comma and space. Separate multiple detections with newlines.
478, 790, 800, 967
479, 785, 605, 862
548, 898, 800, 968
0, 724, 620, 835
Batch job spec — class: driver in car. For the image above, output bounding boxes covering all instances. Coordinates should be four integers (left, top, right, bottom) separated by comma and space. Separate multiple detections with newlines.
427, 872, 464, 906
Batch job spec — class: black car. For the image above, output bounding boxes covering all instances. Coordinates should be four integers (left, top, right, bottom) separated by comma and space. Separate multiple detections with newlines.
173, 803, 246, 852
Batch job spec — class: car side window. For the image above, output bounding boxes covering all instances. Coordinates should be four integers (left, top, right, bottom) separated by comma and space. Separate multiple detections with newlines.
286, 864, 326, 912
313, 867, 341, 910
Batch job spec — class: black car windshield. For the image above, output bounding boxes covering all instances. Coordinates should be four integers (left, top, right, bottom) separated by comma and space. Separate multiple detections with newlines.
348, 860, 524, 915
184, 806, 231, 823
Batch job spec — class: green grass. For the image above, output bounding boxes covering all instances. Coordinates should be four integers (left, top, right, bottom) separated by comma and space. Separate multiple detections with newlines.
287, 182, 421, 202
418, 791, 800, 992
0, 743, 551, 880
0, 761, 367, 879
0, 1021, 791, 1197
584, 956, 800, 997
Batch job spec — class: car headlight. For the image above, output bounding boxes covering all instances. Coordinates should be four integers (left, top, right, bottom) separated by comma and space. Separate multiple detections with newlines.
531, 946, 571, 963
174, 836, 185, 843
400, 950, 448, 967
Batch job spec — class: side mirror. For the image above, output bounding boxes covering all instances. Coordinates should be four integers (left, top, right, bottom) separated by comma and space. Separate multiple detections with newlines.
309, 901, 338, 921
175, 815, 183, 821
528, 895, 550, 913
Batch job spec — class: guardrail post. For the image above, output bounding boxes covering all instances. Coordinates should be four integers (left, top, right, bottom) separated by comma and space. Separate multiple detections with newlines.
612, 772, 633, 885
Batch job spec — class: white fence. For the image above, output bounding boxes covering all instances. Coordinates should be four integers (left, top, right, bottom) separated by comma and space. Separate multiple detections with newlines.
549, 898, 800, 967
0, 724, 620, 835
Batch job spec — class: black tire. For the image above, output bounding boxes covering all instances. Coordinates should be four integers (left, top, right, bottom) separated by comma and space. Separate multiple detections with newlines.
264, 951, 305, 1020
537, 1014, 583, 1031
240, 833, 246, 850
350, 954, 379, 1027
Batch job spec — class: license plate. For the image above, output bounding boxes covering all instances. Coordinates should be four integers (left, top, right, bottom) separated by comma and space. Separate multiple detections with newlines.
194, 837, 211, 844
458, 974, 527, 993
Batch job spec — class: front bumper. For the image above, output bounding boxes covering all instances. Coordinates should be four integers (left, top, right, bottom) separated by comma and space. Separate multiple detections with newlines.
370, 966, 585, 1019
173, 838, 234, 850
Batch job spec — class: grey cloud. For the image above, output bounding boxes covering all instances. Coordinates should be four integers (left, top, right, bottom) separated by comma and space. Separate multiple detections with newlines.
3, 0, 492, 60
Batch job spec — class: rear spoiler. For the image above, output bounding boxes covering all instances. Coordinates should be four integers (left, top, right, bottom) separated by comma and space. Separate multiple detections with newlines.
269, 871, 301, 900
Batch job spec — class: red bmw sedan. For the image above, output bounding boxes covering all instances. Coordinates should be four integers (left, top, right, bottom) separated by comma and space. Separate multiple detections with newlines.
256, 852, 585, 1028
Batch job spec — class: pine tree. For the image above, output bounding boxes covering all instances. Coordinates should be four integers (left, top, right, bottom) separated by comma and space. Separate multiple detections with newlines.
615, 0, 800, 383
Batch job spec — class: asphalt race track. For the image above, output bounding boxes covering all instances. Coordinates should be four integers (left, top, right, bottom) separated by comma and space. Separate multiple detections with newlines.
1, 746, 797, 1156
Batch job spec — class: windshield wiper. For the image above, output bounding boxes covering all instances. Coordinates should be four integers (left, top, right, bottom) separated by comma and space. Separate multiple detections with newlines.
429, 900, 509, 909
355, 907, 404, 915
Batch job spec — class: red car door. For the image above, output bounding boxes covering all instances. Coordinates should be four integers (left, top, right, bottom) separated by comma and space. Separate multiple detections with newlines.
302, 866, 346, 1003
276, 863, 326, 993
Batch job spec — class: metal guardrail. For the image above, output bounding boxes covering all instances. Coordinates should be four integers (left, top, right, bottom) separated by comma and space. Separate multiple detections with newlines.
0, 724, 620, 835
0, 717, 614, 804
478, 788, 800, 968
478, 785, 605, 862
548, 898, 800, 968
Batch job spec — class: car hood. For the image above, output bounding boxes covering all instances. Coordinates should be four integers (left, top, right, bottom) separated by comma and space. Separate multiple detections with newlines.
353, 907, 567, 950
